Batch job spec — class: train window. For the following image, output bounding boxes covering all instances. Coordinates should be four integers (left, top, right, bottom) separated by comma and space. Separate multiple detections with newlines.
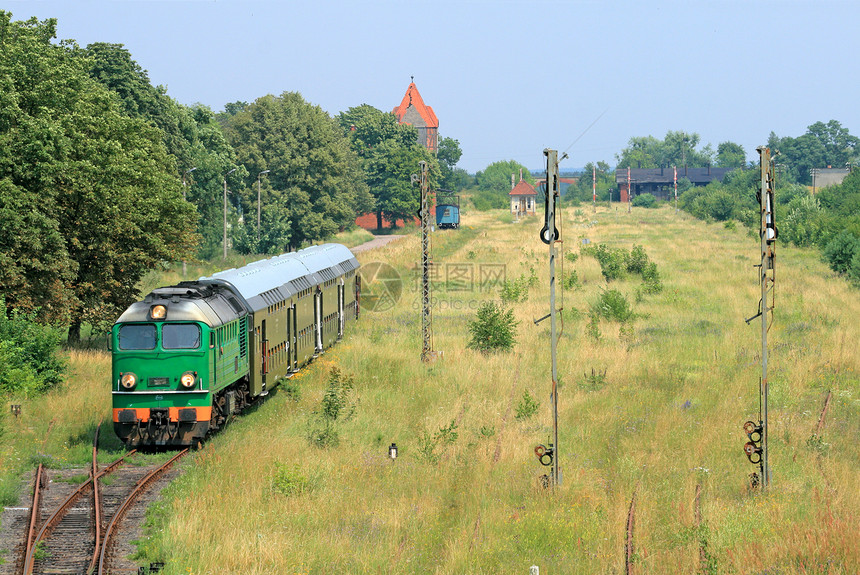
118, 324, 157, 350
162, 324, 201, 349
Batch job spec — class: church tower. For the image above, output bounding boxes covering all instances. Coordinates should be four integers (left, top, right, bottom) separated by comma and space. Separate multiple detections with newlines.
392, 78, 438, 153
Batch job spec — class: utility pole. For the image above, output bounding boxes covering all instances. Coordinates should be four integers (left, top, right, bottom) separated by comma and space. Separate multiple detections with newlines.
223, 168, 237, 260
592, 164, 597, 213
182, 167, 195, 276
415, 161, 435, 363
744, 146, 776, 488
673, 165, 678, 213
538, 148, 561, 486
627, 166, 632, 213
257, 169, 270, 244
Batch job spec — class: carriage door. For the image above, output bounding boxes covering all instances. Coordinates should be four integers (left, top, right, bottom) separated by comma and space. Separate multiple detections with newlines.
314, 288, 322, 353
291, 303, 298, 371
355, 275, 361, 320
338, 279, 344, 339
261, 319, 268, 388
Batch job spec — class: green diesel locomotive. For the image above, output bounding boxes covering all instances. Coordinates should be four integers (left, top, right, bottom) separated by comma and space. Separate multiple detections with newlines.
110, 244, 360, 447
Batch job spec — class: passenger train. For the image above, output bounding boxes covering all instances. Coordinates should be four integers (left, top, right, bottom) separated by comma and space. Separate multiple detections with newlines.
110, 244, 360, 447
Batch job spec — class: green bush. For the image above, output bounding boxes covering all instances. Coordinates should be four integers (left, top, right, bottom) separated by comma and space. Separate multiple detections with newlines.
591, 289, 635, 322
586, 244, 629, 281
640, 262, 663, 294
515, 390, 540, 420
0, 299, 65, 396
307, 367, 356, 448
467, 301, 518, 354
823, 229, 860, 274
271, 463, 311, 496
631, 193, 657, 208
626, 245, 650, 275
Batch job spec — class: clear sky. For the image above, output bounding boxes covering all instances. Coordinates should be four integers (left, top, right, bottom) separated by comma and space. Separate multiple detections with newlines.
7, 0, 859, 173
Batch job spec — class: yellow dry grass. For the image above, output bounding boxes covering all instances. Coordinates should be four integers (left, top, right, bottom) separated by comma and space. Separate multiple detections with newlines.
4, 205, 858, 574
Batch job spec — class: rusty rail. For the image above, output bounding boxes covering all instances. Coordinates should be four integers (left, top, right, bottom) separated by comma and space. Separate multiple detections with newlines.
88, 425, 103, 574
21, 464, 44, 575
21, 450, 135, 575
97, 449, 188, 575
814, 389, 833, 437
625, 490, 637, 575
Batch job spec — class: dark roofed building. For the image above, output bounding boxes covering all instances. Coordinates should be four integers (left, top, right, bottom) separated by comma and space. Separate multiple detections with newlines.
616, 166, 733, 202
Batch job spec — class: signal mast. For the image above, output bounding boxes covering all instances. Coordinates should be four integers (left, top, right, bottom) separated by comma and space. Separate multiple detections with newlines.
743, 146, 777, 488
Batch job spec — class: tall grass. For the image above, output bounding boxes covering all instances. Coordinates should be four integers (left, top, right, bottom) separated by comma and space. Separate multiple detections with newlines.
3, 206, 858, 573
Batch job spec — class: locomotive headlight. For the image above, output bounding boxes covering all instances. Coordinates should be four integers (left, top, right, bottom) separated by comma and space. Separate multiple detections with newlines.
180, 371, 196, 388
120, 372, 137, 390
150, 304, 167, 320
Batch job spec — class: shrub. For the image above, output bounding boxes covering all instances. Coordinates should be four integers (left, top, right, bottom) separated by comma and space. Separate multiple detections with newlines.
562, 269, 582, 291
467, 302, 518, 354
307, 367, 356, 448
515, 390, 540, 420
271, 463, 310, 496
640, 262, 663, 294
589, 244, 629, 281
626, 245, 650, 275
632, 193, 657, 208
0, 299, 65, 396
823, 229, 860, 274
417, 420, 458, 465
591, 289, 635, 322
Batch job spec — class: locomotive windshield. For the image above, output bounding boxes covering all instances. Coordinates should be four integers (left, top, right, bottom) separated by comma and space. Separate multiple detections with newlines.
162, 323, 201, 350
118, 324, 157, 350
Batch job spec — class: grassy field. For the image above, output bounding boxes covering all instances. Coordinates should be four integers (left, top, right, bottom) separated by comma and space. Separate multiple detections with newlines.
3, 206, 859, 574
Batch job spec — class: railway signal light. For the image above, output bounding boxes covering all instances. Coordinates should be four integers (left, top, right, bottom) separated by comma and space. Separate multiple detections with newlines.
743, 420, 763, 465
534, 443, 554, 467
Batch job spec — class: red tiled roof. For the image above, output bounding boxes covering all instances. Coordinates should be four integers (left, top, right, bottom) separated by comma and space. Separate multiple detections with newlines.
509, 180, 537, 196
392, 82, 439, 128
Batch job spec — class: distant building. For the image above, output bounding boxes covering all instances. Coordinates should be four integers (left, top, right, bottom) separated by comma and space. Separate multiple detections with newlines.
392, 80, 438, 153
534, 177, 578, 197
355, 80, 438, 231
811, 167, 851, 191
616, 166, 732, 202
510, 172, 538, 216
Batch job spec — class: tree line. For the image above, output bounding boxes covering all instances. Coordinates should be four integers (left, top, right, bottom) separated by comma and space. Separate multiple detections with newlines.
0, 12, 462, 343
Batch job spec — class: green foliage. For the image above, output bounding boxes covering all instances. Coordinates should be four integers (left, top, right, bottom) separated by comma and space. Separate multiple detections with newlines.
336, 104, 435, 228
768, 120, 859, 185
498, 269, 537, 303
417, 420, 458, 465
640, 262, 663, 294
585, 313, 602, 342
307, 367, 356, 448
591, 289, 635, 322
466, 302, 518, 354
616, 131, 714, 169
225, 94, 371, 248
0, 299, 65, 396
579, 368, 608, 392
584, 244, 629, 281
716, 141, 747, 169
320, 367, 356, 422
271, 463, 311, 496
631, 193, 657, 208
823, 230, 860, 274
514, 390, 540, 421
781, 194, 823, 247
626, 245, 650, 275
562, 269, 582, 291
0, 13, 198, 337
437, 136, 465, 190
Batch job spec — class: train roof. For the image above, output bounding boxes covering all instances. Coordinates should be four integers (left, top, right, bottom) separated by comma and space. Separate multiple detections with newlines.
201, 243, 359, 312
115, 244, 359, 326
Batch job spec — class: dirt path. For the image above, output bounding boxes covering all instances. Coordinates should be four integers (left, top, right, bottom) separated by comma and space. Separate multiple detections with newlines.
350, 234, 405, 254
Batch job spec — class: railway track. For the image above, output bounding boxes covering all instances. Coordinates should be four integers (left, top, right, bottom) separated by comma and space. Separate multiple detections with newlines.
10, 427, 186, 575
